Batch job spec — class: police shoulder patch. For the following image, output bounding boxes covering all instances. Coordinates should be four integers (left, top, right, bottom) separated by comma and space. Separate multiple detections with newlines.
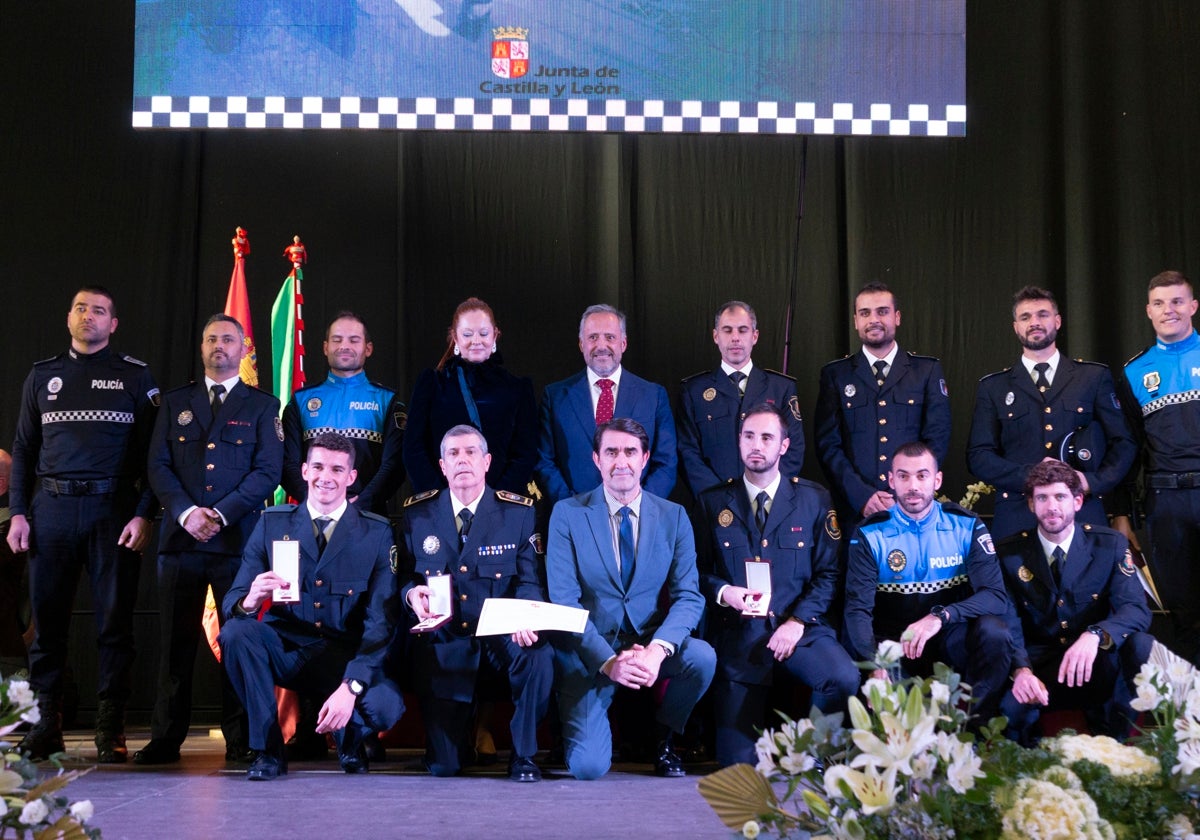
394, 410, 408, 431
977, 534, 995, 555
529, 533, 545, 555
274, 416, 284, 441
404, 489, 440, 507
824, 510, 841, 540
788, 395, 802, 421
389, 545, 399, 574
496, 490, 533, 506
1118, 548, 1137, 577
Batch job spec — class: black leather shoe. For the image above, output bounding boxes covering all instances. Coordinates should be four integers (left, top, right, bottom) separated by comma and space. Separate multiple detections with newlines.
362, 731, 386, 764
246, 751, 286, 781
654, 741, 686, 778
339, 747, 369, 774
509, 755, 542, 783
17, 725, 65, 761
132, 739, 181, 765
95, 732, 128, 764
336, 726, 369, 774
224, 745, 256, 764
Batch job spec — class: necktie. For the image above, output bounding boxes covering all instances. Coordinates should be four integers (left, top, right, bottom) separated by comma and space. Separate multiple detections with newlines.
729, 370, 747, 399
596, 379, 615, 425
873, 360, 888, 387
458, 508, 474, 544
210, 383, 226, 416
314, 516, 331, 556
755, 491, 770, 534
1051, 545, 1065, 588
1034, 362, 1051, 393
617, 506, 636, 590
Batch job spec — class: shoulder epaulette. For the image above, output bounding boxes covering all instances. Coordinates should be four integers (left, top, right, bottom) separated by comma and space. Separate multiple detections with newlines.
939, 500, 978, 518
820, 355, 854, 369
790, 475, 799, 484
978, 368, 1013, 382
861, 509, 891, 526
119, 354, 148, 367
361, 510, 391, 525
904, 351, 941, 361
166, 382, 196, 395
33, 354, 62, 367
1125, 346, 1152, 366
495, 490, 534, 507
368, 379, 399, 395
995, 531, 1029, 549
404, 489, 440, 507
761, 367, 797, 382
680, 370, 712, 384
1074, 358, 1109, 369
266, 503, 298, 513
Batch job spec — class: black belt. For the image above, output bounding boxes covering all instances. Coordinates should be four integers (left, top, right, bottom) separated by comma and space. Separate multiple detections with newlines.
1148, 472, 1200, 490
41, 477, 120, 495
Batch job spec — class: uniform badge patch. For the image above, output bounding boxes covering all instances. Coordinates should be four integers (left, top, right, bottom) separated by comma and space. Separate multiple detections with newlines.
717, 509, 734, 527
1144, 371, 1161, 391
177, 410, 194, 426
1110, 393, 1121, 410
422, 535, 441, 555
824, 510, 841, 540
1017, 565, 1034, 583
389, 545, 399, 574
702, 388, 717, 402
274, 416, 285, 442
1077, 448, 1092, 462
529, 533, 545, 555
887, 549, 907, 573
395, 410, 408, 431
1005, 391, 1014, 406
1119, 548, 1136, 577
844, 384, 856, 398
978, 534, 995, 555
47, 377, 63, 394
307, 397, 322, 412
149, 388, 162, 407
788, 395, 802, 421
939, 378, 948, 397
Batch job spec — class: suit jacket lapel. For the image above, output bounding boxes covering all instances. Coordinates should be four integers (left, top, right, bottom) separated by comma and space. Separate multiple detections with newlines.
1026, 538, 1056, 591
289, 505, 322, 573
1010, 363, 1042, 405
1059, 532, 1089, 591
191, 384, 215, 432
761, 481, 798, 544
850, 353, 876, 394
613, 371, 641, 416
584, 490, 622, 590
315, 504, 359, 573
879, 351, 910, 397
463, 491, 500, 557
630, 493, 658, 590
567, 372, 596, 435
715, 366, 743, 402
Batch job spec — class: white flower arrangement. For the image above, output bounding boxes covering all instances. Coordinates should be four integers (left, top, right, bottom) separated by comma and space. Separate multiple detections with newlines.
998, 768, 1113, 840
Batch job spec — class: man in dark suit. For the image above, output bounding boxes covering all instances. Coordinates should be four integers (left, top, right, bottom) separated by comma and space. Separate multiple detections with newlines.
536, 304, 677, 503
695, 404, 858, 767
678, 301, 805, 498
997, 459, 1153, 745
546, 417, 715, 780
400, 424, 553, 782
815, 281, 952, 525
968, 285, 1136, 538
220, 432, 404, 779
136, 314, 283, 765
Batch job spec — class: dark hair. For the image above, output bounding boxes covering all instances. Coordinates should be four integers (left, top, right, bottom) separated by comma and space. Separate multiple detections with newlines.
307, 431, 356, 468
326, 311, 371, 344
739, 402, 787, 436
592, 417, 650, 455
203, 313, 245, 341
436, 297, 500, 372
1023, 459, 1082, 498
855, 281, 898, 312
714, 300, 757, 331
1011, 285, 1058, 320
73, 285, 116, 315
891, 440, 936, 467
1148, 270, 1193, 294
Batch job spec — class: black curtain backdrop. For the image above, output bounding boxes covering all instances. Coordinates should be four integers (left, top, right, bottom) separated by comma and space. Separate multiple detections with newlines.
2, 2, 1199, 712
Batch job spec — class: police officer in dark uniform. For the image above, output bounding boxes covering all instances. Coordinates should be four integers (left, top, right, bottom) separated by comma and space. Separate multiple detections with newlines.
968, 286, 1136, 539
135, 314, 283, 765
220, 432, 404, 779
282, 312, 405, 516
1114, 270, 1200, 663
8, 286, 160, 762
401, 424, 552, 781
997, 459, 1153, 745
815, 282, 952, 525
694, 404, 857, 767
678, 301, 804, 498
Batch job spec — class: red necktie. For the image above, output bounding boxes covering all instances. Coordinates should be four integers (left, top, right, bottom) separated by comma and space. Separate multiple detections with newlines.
596, 379, 615, 425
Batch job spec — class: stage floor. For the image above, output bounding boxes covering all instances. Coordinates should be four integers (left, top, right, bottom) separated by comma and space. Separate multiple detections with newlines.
48, 729, 733, 839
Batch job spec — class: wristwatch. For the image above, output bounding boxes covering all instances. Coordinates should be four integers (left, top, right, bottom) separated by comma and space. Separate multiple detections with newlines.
1086, 625, 1108, 647
930, 605, 951, 624
345, 678, 365, 697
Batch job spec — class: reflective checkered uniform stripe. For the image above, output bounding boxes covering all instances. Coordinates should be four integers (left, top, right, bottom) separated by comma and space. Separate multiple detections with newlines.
878, 575, 968, 595
302, 426, 383, 444
42, 410, 135, 424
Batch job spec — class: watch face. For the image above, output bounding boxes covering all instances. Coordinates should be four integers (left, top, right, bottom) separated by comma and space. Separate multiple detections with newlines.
349, 679, 364, 696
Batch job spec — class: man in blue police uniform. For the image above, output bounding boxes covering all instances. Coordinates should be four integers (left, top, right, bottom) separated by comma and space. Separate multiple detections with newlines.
695, 404, 858, 767
546, 417, 715, 780
968, 285, 1136, 539
8, 286, 159, 762
400, 424, 553, 781
997, 459, 1153, 746
282, 312, 406, 516
136, 314, 283, 765
220, 432, 404, 779
1114, 270, 1200, 663
678, 301, 805, 498
844, 442, 1011, 727
815, 281, 952, 525
536, 304, 677, 503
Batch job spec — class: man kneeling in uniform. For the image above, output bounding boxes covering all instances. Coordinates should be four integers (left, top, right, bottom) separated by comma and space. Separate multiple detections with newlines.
998, 459, 1153, 746
400, 425, 553, 782
220, 432, 403, 779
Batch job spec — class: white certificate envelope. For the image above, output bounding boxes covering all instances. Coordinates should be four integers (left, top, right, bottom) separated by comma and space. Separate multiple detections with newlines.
475, 598, 589, 636
410, 574, 453, 634
271, 540, 300, 603
742, 560, 772, 617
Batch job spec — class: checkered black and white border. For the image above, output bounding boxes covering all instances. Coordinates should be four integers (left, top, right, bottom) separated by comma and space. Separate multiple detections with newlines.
132, 97, 966, 136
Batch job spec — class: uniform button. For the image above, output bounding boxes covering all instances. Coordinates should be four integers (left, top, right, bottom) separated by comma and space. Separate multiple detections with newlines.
722, 541, 730, 548
1044, 424, 1053, 431
1060, 620, 1068, 629
907, 399, 915, 405
767, 611, 776, 618
878, 400, 886, 407
754, 556, 761, 561
495, 572, 502, 578
315, 621, 323, 629
798, 542, 804, 548
206, 463, 215, 471
313, 602, 322, 608
878, 418, 887, 425
237, 439, 243, 444
1044, 406, 1052, 414
878, 474, 886, 481
761, 538, 768, 547
1002, 492, 1010, 499
460, 594, 468, 601
1059, 637, 1067, 644
1057, 599, 1065, 606
460, 566, 468, 573
207, 442, 216, 450
205, 485, 213, 492
178, 436, 186, 442
347, 589, 354, 595
1091, 593, 1099, 600
1044, 442, 1053, 449
316, 579, 324, 587
880, 436, 888, 443
1077, 406, 1084, 413
461, 622, 469, 629
879, 455, 887, 461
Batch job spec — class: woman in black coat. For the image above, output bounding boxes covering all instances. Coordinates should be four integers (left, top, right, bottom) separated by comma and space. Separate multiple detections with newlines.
403, 297, 539, 494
